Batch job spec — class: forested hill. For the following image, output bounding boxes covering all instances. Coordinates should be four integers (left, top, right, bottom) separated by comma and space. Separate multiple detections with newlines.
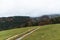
0, 16, 32, 30
0, 14, 60, 31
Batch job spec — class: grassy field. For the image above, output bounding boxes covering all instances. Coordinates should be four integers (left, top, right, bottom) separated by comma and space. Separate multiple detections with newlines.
22, 24, 60, 40
0, 26, 37, 40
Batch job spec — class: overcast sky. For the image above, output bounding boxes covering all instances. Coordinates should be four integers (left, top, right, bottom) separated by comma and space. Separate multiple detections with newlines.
0, 0, 60, 17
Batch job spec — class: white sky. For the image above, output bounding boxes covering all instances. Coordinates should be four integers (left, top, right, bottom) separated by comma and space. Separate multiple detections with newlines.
0, 0, 60, 17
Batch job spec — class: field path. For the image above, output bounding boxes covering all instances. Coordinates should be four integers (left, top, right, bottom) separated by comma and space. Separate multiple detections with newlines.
16, 27, 40, 40
6, 27, 40, 40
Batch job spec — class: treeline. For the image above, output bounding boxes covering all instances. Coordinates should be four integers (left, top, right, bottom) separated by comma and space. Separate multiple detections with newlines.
0, 16, 32, 30
0, 14, 60, 31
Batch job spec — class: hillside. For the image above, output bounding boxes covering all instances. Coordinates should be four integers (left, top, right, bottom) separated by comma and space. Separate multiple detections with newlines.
22, 24, 60, 40
0, 24, 60, 40
0, 14, 60, 31
0, 26, 37, 40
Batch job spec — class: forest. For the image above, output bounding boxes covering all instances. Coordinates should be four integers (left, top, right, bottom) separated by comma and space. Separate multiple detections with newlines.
0, 14, 60, 31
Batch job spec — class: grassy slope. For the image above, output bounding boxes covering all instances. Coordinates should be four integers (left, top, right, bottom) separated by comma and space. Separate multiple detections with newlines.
22, 24, 60, 40
0, 26, 37, 40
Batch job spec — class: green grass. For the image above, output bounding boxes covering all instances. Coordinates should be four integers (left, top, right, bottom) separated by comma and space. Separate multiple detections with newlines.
22, 24, 60, 40
0, 26, 37, 40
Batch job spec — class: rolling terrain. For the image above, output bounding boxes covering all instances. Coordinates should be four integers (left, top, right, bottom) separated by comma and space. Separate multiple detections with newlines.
22, 24, 60, 40
0, 26, 37, 40
0, 24, 60, 40
0, 14, 60, 40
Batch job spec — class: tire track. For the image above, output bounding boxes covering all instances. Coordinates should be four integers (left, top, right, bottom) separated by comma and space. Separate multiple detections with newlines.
16, 27, 40, 40
6, 27, 40, 40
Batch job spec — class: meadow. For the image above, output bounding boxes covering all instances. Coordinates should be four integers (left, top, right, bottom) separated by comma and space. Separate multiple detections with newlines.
22, 24, 60, 40
0, 26, 37, 40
